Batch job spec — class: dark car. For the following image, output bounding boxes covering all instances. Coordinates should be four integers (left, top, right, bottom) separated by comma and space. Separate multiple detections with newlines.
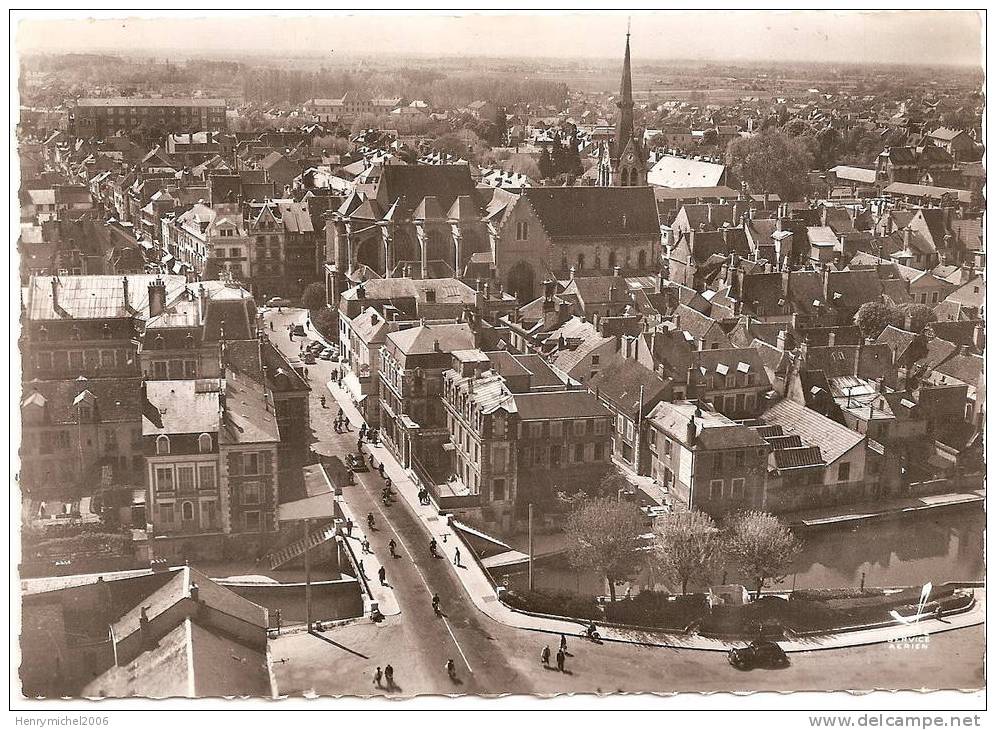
308, 341, 325, 353
291, 324, 306, 337
303, 352, 316, 365
346, 453, 368, 472
728, 641, 789, 670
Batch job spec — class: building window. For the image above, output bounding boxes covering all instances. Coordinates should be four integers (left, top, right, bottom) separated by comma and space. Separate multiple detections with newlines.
198, 433, 213, 453
200, 500, 217, 529
731, 477, 745, 499
594, 443, 605, 461
177, 465, 195, 491
492, 478, 506, 501
243, 481, 261, 505
181, 501, 195, 521
157, 502, 175, 525
155, 466, 174, 492
515, 221, 529, 241
626, 420, 634, 440
156, 435, 171, 455
100, 350, 116, 368
198, 464, 216, 490
574, 444, 585, 462
735, 450, 745, 467
838, 462, 850, 482
550, 445, 561, 465
244, 511, 262, 532
709, 479, 724, 500
594, 419, 606, 435
713, 452, 723, 471
152, 361, 167, 379
573, 420, 587, 436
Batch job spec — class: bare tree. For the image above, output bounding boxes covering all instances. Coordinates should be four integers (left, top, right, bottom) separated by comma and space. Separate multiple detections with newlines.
563, 497, 646, 602
652, 510, 722, 595
722, 510, 802, 598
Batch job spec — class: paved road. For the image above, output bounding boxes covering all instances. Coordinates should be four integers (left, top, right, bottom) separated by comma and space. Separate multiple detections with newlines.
263, 308, 985, 698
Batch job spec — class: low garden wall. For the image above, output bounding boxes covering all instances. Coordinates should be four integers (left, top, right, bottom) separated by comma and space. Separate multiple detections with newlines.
499, 583, 975, 640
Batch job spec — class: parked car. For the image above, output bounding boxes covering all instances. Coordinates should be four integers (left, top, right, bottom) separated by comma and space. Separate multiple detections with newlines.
303, 352, 316, 365
728, 641, 789, 670
307, 341, 325, 353
291, 324, 306, 337
319, 348, 335, 361
267, 297, 292, 308
346, 453, 368, 472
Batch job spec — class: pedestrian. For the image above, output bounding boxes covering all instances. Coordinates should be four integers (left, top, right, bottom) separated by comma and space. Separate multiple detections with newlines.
388, 539, 397, 557
560, 634, 568, 655
338, 407, 344, 419
384, 664, 394, 687
358, 560, 367, 578
378, 463, 386, 478
361, 538, 370, 554
541, 645, 550, 666
269, 321, 274, 331
556, 648, 565, 672
373, 666, 383, 688
453, 547, 461, 567
378, 565, 386, 585
304, 366, 309, 380
345, 519, 353, 537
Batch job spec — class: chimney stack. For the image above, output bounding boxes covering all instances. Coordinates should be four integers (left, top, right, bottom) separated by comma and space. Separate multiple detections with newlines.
148, 278, 167, 318
122, 276, 130, 312
50, 278, 59, 312
686, 415, 697, 446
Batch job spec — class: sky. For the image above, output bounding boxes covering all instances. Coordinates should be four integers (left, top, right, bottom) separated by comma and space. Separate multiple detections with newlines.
14, 10, 985, 67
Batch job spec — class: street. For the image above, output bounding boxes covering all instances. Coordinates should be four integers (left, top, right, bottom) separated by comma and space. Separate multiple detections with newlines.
263, 308, 985, 697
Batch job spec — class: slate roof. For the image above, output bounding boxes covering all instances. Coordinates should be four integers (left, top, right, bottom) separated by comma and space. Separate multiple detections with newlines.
521, 187, 658, 239
647, 400, 766, 450
513, 390, 612, 421
21, 377, 144, 424
374, 165, 477, 219
386, 322, 475, 356
589, 359, 668, 414
760, 397, 864, 465
931, 353, 983, 385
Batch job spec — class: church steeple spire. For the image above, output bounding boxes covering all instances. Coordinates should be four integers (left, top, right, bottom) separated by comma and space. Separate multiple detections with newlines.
608, 23, 645, 187
615, 24, 634, 154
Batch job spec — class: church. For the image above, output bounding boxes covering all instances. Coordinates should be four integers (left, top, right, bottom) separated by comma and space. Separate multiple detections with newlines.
597, 30, 648, 187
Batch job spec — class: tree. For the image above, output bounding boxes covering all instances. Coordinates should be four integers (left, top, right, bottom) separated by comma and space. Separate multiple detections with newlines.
652, 510, 722, 595
563, 497, 647, 602
723, 511, 802, 598
502, 153, 541, 181
854, 301, 898, 338
301, 282, 327, 311
725, 130, 813, 201
896, 302, 938, 334
538, 145, 554, 179
701, 128, 719, 147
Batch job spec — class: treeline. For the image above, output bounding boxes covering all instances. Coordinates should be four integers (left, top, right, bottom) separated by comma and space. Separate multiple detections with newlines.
240, 65, 567, 108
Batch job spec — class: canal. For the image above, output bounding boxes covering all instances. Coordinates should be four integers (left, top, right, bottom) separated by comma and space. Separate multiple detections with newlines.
489, 504, 985, 595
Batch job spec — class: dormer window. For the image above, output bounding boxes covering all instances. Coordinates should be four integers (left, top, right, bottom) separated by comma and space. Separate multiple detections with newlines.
37, 326, 48, 341
102, 323, 112, 340
71, 325, 82, 341
156, 435, 171, 455
198, 433, 213, 453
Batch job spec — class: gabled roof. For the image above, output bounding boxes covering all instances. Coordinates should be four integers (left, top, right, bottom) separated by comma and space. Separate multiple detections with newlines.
520, 187, 658, 239
648, 155, 726, 187
589, 359, 668, 414
385, 322, 475, 356
760, 397, 864, 465
513, 390, 611, 421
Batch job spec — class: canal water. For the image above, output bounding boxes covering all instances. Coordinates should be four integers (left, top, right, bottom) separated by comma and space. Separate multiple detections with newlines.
489, 504, 985, 595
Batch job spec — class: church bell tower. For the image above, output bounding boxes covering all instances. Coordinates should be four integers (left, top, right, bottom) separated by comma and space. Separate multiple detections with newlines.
610, 27, 646, 187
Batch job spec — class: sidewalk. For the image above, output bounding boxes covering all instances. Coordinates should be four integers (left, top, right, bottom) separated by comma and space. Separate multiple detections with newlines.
325, 378, 985, 654
334, 492, 400, 618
